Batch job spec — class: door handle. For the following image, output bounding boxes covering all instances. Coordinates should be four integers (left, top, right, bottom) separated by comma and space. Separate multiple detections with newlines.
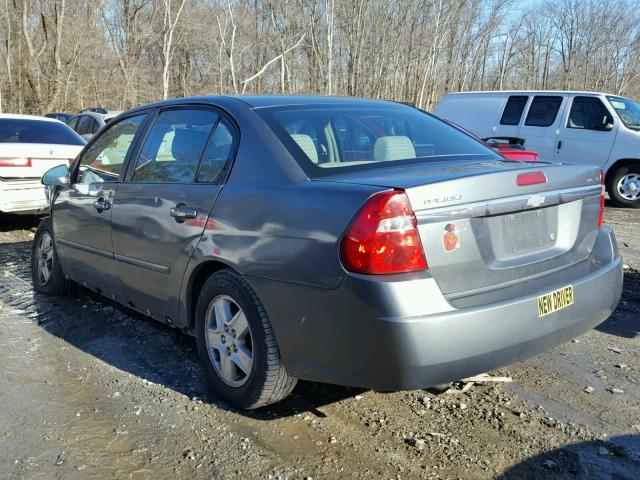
170, 205, 197, 222
93, 198, 111, 212
557, 140, 562, 150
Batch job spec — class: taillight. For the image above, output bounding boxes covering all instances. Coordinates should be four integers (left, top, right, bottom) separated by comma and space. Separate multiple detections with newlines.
598, 169, 605, 229
0, 157, 31, 167
517, 171, 547, 186
340, 190, 427, 274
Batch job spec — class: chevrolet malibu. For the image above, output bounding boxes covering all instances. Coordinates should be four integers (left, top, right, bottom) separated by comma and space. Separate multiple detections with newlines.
33, 96, 623, 409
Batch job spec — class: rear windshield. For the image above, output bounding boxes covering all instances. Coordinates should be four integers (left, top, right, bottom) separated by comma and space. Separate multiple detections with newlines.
0, 118, 85, 145
256, 104, 500, 176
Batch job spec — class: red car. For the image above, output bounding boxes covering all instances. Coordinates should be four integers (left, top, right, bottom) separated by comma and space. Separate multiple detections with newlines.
482, 136, 540, 162
443, 119, 539, 161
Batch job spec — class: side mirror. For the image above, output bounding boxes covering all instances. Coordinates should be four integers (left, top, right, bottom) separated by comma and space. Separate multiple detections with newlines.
42, 164, 70, 186
599, 116, 614, 131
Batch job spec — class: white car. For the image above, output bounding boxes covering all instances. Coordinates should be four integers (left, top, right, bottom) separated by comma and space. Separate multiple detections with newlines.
435, 91, 640, 207
0, 114, 85, 214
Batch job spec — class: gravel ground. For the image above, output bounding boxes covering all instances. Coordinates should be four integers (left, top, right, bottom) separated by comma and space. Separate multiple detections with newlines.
1, 204, 639, 480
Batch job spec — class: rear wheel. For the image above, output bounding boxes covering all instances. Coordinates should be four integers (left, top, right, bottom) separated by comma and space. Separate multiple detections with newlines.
31, 218, 70, 295
195, 269, 297, 409
607, 164, 640, 208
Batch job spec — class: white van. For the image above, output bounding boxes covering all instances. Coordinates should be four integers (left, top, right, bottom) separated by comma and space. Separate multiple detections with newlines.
435, 91, 640, 207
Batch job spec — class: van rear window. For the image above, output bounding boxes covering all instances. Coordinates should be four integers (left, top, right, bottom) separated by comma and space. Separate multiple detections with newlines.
500, 96, 528, 125
524, 96, 563, 127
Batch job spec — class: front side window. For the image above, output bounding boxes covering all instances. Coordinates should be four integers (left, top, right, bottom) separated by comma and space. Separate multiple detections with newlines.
524, 96, 563, 127
76, 114, 146, 184
567, 96, 613, 131
607, 96, 640, 131
132, 109, 218, 183
66, 117, 79, 131
257, 105, 499, 177
500, 95, 528, 125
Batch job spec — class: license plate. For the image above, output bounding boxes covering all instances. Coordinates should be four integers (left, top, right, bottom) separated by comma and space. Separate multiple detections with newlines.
538, 285, 574, 317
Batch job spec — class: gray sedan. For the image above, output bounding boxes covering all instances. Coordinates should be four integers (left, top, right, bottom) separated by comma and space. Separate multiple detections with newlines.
34, 96, 623, 409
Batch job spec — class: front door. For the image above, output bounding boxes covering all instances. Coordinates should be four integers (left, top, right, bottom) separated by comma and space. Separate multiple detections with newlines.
554, 95, 617, 167
517, 95, 567, 162
111, 108, 237, 324
53, 113, 148, 302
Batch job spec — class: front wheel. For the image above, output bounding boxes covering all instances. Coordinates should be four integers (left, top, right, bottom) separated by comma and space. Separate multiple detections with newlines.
195, 269, 297, 409
31, 218, 70, 295
607, 164, 640, 208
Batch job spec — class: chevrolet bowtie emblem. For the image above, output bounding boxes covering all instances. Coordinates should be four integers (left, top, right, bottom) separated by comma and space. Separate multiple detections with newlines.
527, 194, 545, 208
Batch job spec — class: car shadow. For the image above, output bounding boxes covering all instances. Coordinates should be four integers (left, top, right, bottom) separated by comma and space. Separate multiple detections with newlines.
497, 434, 640, 479
595, 270, 640, 339
0, 213, 42, 232
0, 237, 362, 420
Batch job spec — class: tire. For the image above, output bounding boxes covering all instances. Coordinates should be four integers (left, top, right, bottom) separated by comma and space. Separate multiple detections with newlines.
195, 269, 297, 409
607, 164, 640, 208
31, 217, 70, 295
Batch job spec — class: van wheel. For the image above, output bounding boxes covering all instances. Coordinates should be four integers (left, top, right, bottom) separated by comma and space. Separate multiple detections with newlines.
607, 164, 640, 208
195, 269, 297, 409
31, 218, 70, 295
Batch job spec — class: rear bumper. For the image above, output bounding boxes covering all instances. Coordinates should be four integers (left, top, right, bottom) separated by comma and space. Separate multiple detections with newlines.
247, 227, 623, 390
0, 179, 48, 213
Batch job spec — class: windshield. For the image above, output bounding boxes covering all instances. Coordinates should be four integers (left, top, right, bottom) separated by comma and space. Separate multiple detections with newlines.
0, 118, 85, 145
257, 104, 500, 176
607, 96, 640, 130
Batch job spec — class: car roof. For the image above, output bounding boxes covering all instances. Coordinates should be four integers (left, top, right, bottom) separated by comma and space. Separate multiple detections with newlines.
0, 113, 62, 123
120, 95, 402, 115
229, 95, 399, 108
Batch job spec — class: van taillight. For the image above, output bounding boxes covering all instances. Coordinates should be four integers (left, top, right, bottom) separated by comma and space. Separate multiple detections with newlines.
340, 190, 427, 274
0, 157, 31, 167
598, 169, 605, 229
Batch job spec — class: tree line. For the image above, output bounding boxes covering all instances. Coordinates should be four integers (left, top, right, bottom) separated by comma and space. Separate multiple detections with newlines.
1, 0, 639, 115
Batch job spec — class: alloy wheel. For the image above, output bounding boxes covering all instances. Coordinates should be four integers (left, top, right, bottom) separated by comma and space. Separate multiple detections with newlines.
35, 232, 54, 287
204, 294, 254, 387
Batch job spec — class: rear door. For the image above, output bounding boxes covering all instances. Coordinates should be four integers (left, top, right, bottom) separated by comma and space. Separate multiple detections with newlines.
53, 113, 148, 302
517, 95, 567, 162
111, 107, 237, 324
554, 95, 617, 167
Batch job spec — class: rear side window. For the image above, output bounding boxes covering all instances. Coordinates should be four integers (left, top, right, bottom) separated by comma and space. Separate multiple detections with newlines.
197, 118, 236, 183
500, 96, 528, 125
525, 96, 563, 127
132, 109, 218, 183
77, 116, 93, 135
0, 118, 85, 145
567, 96, 613, 130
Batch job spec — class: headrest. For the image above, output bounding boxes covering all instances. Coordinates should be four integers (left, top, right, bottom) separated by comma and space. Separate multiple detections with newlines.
291, 134, 318, 164
171, 128, 208, 160
373, 136, 416, 162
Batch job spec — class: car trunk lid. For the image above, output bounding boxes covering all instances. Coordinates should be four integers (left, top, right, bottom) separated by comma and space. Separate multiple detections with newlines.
0, 143, 82, 180
317, 159, 602, 298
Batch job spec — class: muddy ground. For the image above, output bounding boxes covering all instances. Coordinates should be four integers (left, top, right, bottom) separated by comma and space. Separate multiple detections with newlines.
1, 205, 639, 480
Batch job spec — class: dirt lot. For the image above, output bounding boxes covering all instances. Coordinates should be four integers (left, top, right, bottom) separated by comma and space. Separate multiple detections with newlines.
1, 205, 639, 480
